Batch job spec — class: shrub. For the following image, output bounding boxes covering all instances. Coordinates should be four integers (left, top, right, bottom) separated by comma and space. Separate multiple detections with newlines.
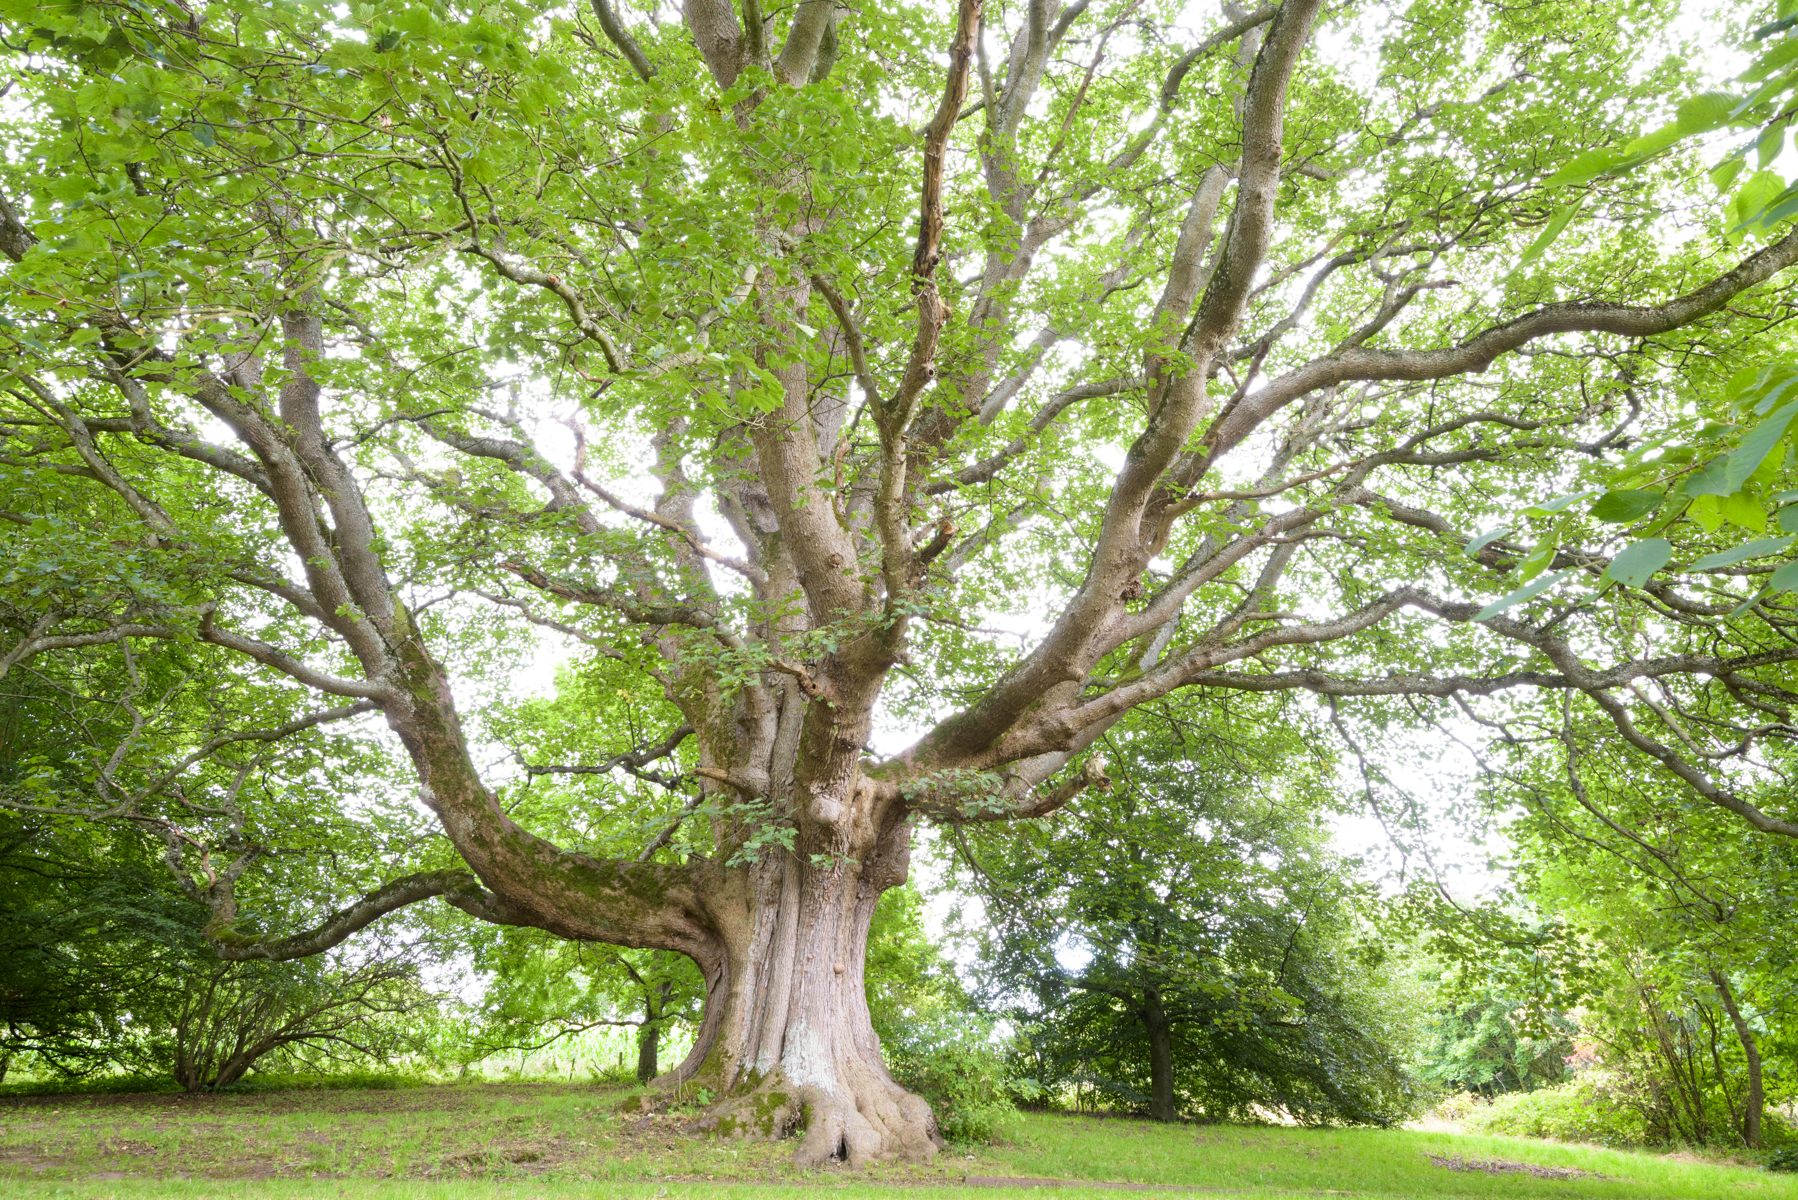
1429, 1091, 1484, 1124
1765, 1113, 1798, 1151
1768, 1146, 1798, 1173
1463, 1075, 1649, 1148
884, 1012, 1033, 1144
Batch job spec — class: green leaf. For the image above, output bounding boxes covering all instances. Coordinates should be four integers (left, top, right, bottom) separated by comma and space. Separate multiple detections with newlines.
1690, 494, 1726, 533
1721, 492, 1767, 532
1545, 149, 1627, 188
1589, 489, 1662, 523
1622, 124, 1682, 160
1517, 200, 1583, 268
1601, 538, 1673, 588
1730, 589, 1768, 617
1749, 369, 1798, 415
1476, 569, 1574, 622
1755, 186, 1798, 231
1779, 505, 1798, 533
1686, 455, 1737, 497
1465, 526, 1511, 556
1689, 536, 1796, 570
1772, 561, 1798, 593
1756, 120, 1787, 168
1676, 92, 1740, 134
1517, 539, 1558, 583
1718, 399, 1798, 489
1731, 170, 1787, 231
1524, 489, 1599, 516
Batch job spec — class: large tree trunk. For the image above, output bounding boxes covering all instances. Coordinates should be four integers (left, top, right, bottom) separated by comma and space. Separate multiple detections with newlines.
1143, 989, 1178, 1123
656, 836, 940, 1167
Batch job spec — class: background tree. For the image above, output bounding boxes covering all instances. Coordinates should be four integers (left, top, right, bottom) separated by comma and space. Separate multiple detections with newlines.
956, 699, 1415, 1125
1399, 686, 1798, 1150
1408, 966, 1573, 1101
10, 0, 1798, 1165
465, 931, 703, 1084
0, 813, 195, 1081
164, 954, 441, 1092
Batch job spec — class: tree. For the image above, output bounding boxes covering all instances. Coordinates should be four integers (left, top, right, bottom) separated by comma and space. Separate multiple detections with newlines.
464, 930, 703, 1083
0, 813, 198, 1080
1409, 971, 1572, 1101
9, 0, 1798, 1164
1476, 694, 1798, 1149
166, 955, 439, 1091
956, 701, 1414, 1125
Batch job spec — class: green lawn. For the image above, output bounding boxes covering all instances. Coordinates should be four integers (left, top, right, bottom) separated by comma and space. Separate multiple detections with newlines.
1, 1081, 1792, 1199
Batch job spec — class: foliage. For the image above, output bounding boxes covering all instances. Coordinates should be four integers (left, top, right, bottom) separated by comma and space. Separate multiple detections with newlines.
165, 957, 439, 1092
1463, 1074, 1652, 1149
460, 926, 701, 1083
1489, 1, 1798, 609
11, 0, 1798, 1160
865, 883, 973, 1047
957, 699, 1417, 1126
883, 1010, 1030, 1145
1410, 978, 1573, 1099
0, 626, 458, 1090
0, 813, 201, 1079
867, 883, 1031, 1144
1459, 692, 1798, 1150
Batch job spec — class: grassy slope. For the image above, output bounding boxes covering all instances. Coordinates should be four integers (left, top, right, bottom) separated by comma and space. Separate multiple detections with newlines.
1, 1082, 1793, 1199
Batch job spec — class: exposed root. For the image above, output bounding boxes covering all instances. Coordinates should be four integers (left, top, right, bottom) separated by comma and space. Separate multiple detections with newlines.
691, 1068, 940, 1167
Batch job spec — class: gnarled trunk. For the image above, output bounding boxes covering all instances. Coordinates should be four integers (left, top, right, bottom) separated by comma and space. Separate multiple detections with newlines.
657, 835, 940, 1166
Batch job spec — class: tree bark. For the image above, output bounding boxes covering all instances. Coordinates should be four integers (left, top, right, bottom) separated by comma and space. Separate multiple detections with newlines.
1142, 988, 1178, 1123
636, 980, 672, 1084
636, 1022, 661, 1085
1710, 970, 1764, 1150
652, 832, 940, 1167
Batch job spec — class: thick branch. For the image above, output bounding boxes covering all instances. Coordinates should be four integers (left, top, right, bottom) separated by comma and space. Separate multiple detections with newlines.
212, 870, 486, 961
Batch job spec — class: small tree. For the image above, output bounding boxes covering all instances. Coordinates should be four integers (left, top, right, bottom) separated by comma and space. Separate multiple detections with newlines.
167, 957, 434, 1091
464, 931, 703, 1082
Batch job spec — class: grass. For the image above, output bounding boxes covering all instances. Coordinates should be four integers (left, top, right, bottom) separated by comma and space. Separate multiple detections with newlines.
2, 1080, 1794, 1199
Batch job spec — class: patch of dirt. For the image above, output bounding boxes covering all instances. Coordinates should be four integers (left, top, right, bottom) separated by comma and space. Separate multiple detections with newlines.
0, 1148, 55, 1173
425, 1138, 568, 1178
1428, 1153, 1606, 1181
959, 1180, 1248, 1193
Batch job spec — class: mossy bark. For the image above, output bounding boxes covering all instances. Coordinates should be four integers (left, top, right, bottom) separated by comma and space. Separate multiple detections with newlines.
659, 835, 941, 1166
387, 595, 940, 1164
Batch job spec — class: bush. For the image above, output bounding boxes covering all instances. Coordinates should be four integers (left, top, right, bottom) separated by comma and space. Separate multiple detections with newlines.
1429, 1091, 1484, 1124
884, 1013, 1034, 1144
1769, 1146, 1798, 1173
1463, 1075, 1649, 1148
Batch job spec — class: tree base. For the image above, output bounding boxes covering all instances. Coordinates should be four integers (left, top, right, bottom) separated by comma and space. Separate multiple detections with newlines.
674, 1067, 940, 1167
